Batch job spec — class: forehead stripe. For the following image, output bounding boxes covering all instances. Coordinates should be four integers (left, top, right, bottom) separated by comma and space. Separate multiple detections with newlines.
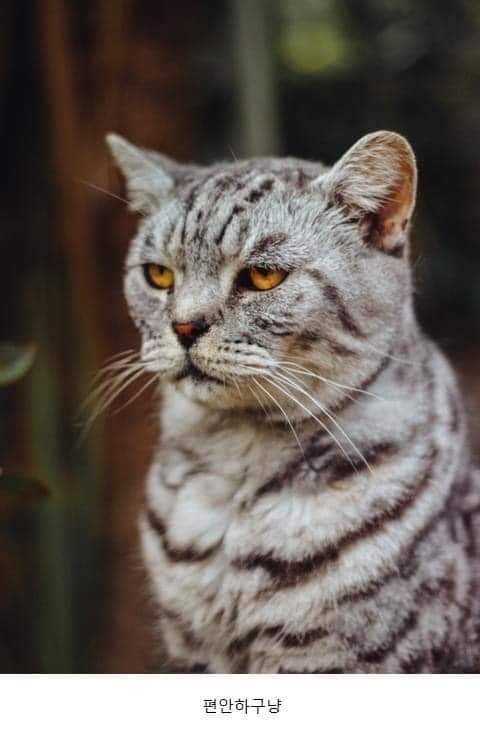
186, 172, 248, 250
214, 204, 245, 246
244, 178, 274, 204
181, 179, 204, 245
252, 233, 287, 256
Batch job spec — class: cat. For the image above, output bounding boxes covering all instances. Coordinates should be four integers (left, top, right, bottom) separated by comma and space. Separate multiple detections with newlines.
106, 130, 480, 673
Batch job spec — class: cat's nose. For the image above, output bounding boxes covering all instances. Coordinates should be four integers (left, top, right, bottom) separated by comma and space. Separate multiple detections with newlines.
172, 318, 210, 348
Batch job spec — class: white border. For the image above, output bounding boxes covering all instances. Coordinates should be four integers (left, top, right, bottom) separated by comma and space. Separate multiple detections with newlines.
1, 674, 478, 733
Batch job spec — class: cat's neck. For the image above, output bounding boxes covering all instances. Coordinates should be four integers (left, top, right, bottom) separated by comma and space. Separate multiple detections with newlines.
160, 383, 304, 461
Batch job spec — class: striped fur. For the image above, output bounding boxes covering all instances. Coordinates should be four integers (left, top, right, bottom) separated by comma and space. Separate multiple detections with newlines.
107, 131, 480, 673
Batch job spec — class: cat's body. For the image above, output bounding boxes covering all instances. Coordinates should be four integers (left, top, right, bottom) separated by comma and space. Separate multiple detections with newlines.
107, 132, 480, 672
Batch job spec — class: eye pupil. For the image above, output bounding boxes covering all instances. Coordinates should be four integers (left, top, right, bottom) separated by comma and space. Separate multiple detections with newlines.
236, 267, 287, 291
143, 263, 174, 289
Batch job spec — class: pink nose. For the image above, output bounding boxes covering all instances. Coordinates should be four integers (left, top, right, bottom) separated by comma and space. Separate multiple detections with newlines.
173, 322, 194, 337
172, 318, 210, 347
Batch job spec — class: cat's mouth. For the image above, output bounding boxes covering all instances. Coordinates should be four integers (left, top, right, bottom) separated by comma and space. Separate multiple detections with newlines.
175, 359, 223, 385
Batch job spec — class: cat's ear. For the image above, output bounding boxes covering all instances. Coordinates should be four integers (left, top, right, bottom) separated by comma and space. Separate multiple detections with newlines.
317, 131, 417, 255
105, 133, 175, 214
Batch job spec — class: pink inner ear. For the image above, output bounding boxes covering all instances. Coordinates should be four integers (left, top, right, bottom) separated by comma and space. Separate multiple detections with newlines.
376, 160, 416, 253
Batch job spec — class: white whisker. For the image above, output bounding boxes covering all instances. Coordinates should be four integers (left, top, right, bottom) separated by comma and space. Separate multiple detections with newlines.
274, 360, 385, 401
78, 353, 160, 440
252, 370, 356, 471
77, 178, 130, 206
82, 363, 147, 411
110, 372, 160, 414
273, 370, 371, 473
247, 380, 271, 420
251, 376, 306, 460
84, 350, 141, 391
232, 375, 243, 401
360, 341, 420, 366
103, 348, 137, 363
81, 367, 148, 432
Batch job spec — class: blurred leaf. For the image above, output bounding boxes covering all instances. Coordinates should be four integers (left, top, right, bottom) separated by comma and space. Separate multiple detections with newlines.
280, 21, 352, 75
0, 471, 50, 515
0, 343, 36, 386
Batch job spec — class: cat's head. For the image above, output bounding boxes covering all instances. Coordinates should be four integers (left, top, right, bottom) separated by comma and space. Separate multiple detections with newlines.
106, 131, 417, 412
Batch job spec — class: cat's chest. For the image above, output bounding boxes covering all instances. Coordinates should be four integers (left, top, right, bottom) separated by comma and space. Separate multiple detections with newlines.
142, 440, 297, 637
149, 413, 296, 548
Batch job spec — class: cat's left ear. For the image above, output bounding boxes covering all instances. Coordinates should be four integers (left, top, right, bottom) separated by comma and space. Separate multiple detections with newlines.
106, 133, 177, 214
315, 131, 417, 255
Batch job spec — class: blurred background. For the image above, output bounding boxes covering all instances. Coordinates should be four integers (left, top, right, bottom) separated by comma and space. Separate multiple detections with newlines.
1, 0, 480, 673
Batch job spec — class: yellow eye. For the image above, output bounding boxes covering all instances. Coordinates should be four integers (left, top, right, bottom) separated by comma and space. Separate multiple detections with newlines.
248, 267, 287, 291
143, 263, 174, 290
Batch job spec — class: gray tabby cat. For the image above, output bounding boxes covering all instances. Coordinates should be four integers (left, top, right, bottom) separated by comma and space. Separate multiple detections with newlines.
106, 130, 480, 673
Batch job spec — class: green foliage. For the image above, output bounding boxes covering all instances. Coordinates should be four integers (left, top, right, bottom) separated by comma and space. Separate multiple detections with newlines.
0, 343, 36, 387
0, 471, 50, 515
0, 342, 48, 511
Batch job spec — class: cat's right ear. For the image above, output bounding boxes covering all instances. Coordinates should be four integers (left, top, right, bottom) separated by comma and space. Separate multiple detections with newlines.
314, 131, 417, 256
105, 133, 175, 214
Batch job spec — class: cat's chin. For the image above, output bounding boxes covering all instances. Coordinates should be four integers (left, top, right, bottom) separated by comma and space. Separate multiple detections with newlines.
172, 371, 253, 410
175, 361, 223, 385
174, 378, 233, 408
